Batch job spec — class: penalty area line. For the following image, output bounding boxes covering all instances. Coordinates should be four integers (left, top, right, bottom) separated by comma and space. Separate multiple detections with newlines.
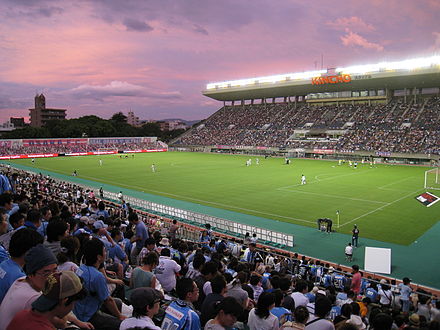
339, 188, 424, 228
276, 188, 387, 205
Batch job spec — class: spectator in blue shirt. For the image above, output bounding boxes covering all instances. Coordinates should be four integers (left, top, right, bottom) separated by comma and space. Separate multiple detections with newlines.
271, 289, 292, 325
37, 206, 52, 237
0, 174, 12, 194
398, 277, 412, 314
24, 209, 42, 232
8, 173, 18, 194
0, 228, 43, 304
109, 229, 128, 277
333, 271, 347, 290
129, 212, 148, 264
96, 201, 110, 220
162, 277, 201, 330
74, 238, 126, 329
0, 209, 9, 262
365, 282, 379, 303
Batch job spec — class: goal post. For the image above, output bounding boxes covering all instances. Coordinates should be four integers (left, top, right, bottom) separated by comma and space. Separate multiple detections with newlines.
424, 168, 440, 190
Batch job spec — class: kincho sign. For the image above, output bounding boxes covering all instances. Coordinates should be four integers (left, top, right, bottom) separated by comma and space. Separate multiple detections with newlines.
311, 74, 351, 85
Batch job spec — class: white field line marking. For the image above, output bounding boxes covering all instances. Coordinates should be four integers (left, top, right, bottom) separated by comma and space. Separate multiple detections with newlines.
314, 173, 335, 181
28, 164, 413, 227
276, 188, 387, 205
277, 171, 365, 189
42, 169, 317, 225
339, 188, 423, 228
377, 177, 416, 191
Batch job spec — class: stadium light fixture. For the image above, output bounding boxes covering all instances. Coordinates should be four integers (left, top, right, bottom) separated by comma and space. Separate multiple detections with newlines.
206, 69, 326, 90
336, 55, 440, 74
206, 55, 440, 90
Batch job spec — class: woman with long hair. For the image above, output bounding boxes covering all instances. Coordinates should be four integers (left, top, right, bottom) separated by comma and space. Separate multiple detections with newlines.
248, 291, 279, 330
57, 236, 80, 272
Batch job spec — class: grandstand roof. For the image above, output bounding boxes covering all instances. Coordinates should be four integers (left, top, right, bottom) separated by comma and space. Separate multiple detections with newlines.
203, 57, 440, 101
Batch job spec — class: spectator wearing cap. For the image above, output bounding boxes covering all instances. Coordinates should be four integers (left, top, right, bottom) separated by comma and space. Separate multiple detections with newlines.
205, 296, 244, 330
346, 302, 366, 329
120, 287, 162, 330
0, 228, 43, 304
0, 244, 58, 329
6, 271, 87, 330
322, 267, 334, 288
162, 277, 201, 330
73, 238, 126, 329
408, 313, 420, 328
91, 219, 115, 251
398, 277, 412, 314
155, 248, 181, 293
73, 214, 92, 236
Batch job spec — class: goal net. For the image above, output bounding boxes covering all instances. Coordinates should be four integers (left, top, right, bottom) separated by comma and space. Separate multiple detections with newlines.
424, 168, 440, 190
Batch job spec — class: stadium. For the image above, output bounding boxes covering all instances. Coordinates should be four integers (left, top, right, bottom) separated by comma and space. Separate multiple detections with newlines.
1, 55, 440, 327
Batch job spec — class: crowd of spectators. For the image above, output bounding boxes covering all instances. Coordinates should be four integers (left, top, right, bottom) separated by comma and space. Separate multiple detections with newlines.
0, 166, 438, 329
176, 97, 440, 155
0, 142, 163, 157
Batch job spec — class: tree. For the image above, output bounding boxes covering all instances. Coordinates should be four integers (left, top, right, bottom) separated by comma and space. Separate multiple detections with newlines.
140, 122, 161, 137
110, 112, 127, 123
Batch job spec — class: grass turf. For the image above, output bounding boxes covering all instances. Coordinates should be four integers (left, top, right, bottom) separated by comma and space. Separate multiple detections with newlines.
9, 152, 438, 245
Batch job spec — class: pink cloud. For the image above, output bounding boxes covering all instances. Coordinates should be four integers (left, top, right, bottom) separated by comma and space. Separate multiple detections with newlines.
1, 0, 438, 123
327, 16, 375, 32
65, 81, 181, 100
340, 29, 384, 52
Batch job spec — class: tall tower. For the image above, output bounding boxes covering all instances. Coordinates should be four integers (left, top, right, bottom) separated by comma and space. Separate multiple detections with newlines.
34, 93, 46, 109
29, 94, 66, 127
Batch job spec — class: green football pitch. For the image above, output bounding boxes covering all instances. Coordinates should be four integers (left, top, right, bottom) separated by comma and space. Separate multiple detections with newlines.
8, 152, 439, 245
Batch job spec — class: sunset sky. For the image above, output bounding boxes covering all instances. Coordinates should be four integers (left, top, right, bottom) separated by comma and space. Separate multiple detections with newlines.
0, 0, 439, 123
